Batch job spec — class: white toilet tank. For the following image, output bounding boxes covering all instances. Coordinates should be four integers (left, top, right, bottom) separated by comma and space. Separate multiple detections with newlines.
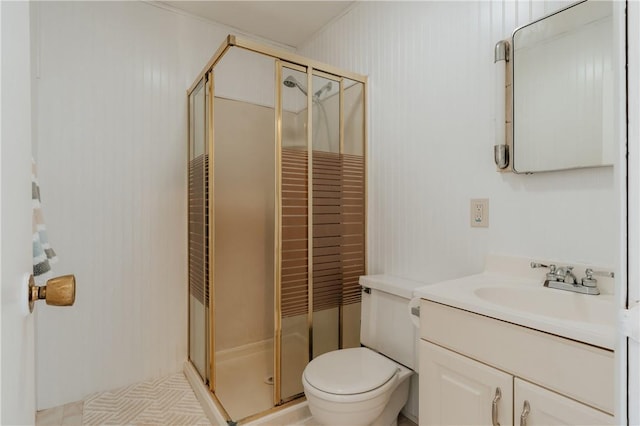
359, 275, 424, 370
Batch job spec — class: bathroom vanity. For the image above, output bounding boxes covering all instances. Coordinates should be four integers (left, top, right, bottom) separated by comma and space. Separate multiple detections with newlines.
415, 256, 616, 425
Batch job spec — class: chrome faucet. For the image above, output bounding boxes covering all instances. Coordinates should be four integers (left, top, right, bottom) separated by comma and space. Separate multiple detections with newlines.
554, 266, 578, 284
530, 262, 613, 295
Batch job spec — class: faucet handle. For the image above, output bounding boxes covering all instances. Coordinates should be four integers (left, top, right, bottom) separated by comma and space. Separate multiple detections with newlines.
585, 268, 615, 278
581, 268, 614, 288
530, 262, 557, 280
530, 262, 556, 271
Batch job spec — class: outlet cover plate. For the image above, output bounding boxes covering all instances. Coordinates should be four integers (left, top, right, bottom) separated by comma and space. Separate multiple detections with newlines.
470, 199, 489, 228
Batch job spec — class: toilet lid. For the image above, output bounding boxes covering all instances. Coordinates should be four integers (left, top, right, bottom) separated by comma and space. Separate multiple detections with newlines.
303, 348, 398, 395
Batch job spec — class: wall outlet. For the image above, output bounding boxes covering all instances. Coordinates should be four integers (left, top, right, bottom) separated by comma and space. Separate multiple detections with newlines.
470, 199, 489, 228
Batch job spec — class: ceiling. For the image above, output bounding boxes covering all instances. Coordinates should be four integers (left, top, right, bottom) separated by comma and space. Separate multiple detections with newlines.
160, 1, 355, 48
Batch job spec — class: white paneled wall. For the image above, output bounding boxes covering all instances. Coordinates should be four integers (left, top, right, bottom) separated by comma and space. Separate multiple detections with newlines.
299, 1, 617, 283
33, 1, 289, 409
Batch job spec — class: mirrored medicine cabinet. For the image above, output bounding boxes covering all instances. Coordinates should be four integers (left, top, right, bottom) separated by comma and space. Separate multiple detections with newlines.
511, 0, 613, 174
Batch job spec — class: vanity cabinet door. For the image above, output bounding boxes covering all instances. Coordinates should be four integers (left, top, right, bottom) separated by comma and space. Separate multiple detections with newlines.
420, 340, 513, 426
514, 378, 614, 425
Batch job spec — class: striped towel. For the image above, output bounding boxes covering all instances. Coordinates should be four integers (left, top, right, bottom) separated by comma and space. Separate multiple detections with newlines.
32, 159, 57, 285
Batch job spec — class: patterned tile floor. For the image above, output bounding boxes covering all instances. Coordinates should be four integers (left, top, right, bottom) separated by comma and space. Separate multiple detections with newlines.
36, 372, 419, 426
36, 373, 210, 426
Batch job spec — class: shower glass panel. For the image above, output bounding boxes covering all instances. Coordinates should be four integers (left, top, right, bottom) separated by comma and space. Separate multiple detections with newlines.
341, 78, 366, 348
212, 47, 276, 420
279, 65, 310, 402
312, 73, 347, 358
188, 78, 209, 382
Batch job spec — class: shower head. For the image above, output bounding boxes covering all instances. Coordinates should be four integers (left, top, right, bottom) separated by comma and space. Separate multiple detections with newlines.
283, 75, 307, 96
314, 81, 332, 99
283, 76, 297, 88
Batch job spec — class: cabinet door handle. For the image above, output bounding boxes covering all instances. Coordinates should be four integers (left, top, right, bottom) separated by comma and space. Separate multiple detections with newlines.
520, 400, 531, 426
491, 387, 502, 426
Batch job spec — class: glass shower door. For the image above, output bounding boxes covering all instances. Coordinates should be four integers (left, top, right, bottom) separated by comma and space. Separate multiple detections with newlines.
188, 78, 209, 382
311, 73, 345, 358
279, 64, 310, 402
338, 78, 366, 349
276, 68, 367, 402
212, 48, 276, 420
310, 74, 366, 358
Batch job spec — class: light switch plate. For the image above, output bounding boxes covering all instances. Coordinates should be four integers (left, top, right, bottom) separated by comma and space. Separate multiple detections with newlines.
470, 199, 489, 227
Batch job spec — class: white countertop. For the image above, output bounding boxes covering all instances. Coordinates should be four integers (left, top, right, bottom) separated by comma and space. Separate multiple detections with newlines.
414, 270, 616, 350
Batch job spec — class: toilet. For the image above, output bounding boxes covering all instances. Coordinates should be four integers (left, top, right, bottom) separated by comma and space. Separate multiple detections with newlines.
302, 275, 423, 426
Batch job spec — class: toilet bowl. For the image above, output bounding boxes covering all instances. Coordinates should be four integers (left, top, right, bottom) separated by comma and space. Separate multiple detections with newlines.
302, 347, 412, 426
302, 275, 424, 426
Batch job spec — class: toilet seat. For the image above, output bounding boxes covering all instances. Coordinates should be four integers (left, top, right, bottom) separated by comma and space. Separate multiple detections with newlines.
303, 347, 398, 395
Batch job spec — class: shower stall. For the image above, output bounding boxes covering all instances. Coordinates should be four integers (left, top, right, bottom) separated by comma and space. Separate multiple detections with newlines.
187, 36, 367, 423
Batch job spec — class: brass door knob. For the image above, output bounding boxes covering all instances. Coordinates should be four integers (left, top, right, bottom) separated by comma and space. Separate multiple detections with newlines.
29, 274, 76, 313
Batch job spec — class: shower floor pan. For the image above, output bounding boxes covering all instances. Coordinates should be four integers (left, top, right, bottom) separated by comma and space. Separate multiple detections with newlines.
215, 333, 307, 421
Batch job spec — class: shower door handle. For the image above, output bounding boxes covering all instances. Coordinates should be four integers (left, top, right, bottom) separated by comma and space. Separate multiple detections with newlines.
28, 274, 76, 312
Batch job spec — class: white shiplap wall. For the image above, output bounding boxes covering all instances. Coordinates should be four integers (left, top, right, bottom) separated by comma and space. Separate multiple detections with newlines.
299, 1, 618, 284
33, 1, 289, 409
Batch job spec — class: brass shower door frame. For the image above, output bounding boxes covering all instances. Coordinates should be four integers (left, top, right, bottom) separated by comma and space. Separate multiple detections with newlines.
187, 34, 368, 424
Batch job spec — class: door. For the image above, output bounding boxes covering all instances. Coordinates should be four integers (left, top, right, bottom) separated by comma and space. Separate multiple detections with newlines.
621, 1, 639, 425
1, 1, 36, 423
514, 378, 614, 426
420, 341, 513, 426
278, 62, 310, 404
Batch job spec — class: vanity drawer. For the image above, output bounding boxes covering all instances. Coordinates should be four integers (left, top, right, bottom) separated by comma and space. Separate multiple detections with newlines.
514, 378, 614, 425
420, 299, 615, 414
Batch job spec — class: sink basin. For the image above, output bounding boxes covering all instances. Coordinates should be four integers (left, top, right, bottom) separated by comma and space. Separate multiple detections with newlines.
474, 286, 615, 326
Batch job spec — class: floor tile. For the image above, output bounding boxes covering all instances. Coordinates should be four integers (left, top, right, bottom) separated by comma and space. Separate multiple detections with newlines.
36, 406, 64, 425
61, 414, 83, 425
63, 400, 83, 418
82, 372, 210, 425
